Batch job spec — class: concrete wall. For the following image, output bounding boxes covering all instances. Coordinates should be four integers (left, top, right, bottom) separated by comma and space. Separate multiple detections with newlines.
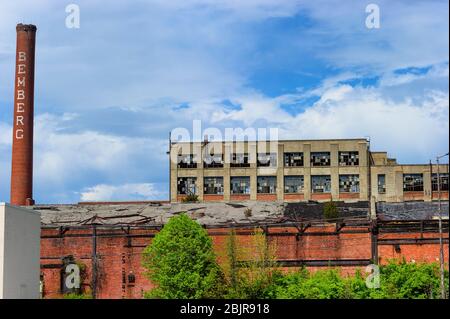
0, 203, 41, 299
171, 139, 370, 203
170, 139, 449, 204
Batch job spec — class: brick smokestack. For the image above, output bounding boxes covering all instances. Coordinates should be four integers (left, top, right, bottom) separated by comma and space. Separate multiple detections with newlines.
10, 24, 37, 206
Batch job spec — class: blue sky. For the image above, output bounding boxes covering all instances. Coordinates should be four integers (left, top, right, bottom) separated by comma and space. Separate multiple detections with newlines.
0, 0, 448, 203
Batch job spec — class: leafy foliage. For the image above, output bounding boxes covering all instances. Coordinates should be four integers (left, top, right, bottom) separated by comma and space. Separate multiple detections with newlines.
142, 214, 224, 299
62, 293, 92, 299
181, 193, 199, 203
323, 201, 339, 221
221, 230, 280, 299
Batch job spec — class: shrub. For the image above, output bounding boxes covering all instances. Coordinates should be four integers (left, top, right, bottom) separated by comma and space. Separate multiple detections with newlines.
142, 214, 224, 299
181, 193, 199, 203
62, 293, 92, 299
323, 201, 339, 221
222, 230, 279, 299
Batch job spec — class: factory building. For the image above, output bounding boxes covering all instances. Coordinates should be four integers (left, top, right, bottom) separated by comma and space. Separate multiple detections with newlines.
170, 139, 449, 203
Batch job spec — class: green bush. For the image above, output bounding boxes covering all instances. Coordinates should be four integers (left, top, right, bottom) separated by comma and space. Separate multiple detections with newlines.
323, 201, 339, 221
181, 193, 199, 203
222, 230, 280, 299
62, 293, 92, 299
142, 214, 224, 299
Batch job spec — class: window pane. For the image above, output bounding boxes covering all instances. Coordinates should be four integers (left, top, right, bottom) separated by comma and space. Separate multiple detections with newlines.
204, 153, 224, 168
230, 176, 250, 194
311, 152, 331, 167
378, 174, 386, 194
257, 176, 277, 194
230, 153, 250, 168
177, 177, 197, 195
177, 154, 197, 169
339, 174, 360, 193
403, 174, 423, 192
432, 173, 449, 191
204, 177, 224, 195
284, 152, 304, 167
284, 176, 304, 193
311, 175, 331, 193
339, 151, 359, 166
257, 153, 277, 167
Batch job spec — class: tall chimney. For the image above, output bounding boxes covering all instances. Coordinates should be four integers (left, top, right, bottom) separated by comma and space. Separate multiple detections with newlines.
10, 24, 37, 206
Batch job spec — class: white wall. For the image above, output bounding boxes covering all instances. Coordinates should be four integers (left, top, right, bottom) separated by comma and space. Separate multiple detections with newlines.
0, 203, 41, 299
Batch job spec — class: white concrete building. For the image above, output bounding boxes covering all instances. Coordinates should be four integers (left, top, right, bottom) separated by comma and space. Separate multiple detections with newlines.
0, 203, 40, 299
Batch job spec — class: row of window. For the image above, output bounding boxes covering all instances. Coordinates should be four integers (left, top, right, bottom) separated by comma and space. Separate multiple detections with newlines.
177, 151, 360, 169
179, 173, 450, 196
177, 174, 361, 195
376, 173, 449, 194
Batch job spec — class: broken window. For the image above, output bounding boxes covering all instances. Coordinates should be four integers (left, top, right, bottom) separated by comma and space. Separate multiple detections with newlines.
230, 176, 250, 194
284, 152, 304, 167
204, 153, 224, 168
177, 177, 197, 195
432, 173, 449, 191
311, 152, 331, 167
339, 174, 360, 193
177, 154, 197, 169
339, 151, 359, 166
204, 177, 224, 195
311, 175, 331, 193
284, 175, 304, 193
257, 176, 277, 194
230, 153, 250, 168
257, 153, 277, 167
378, 174, 386, 194
403, 174, 423, 192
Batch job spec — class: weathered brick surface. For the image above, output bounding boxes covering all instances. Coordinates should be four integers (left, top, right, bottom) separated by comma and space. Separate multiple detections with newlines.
40, 225, 448, 299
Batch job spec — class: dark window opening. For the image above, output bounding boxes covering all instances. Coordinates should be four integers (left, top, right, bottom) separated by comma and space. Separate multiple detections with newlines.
311, 152, 331, 167
204, 177, 224, 195
230, 153, 250, 168
432, 173, 449, 191
284, 176, 304, 193
339, 151, 359, 166
378, 174, 386, 194
204, 153, 224, 168
284, 152, 304, 167
311, 175, 331, 193
339, 174, 360, 193
231, 176, 250, 194
257, 153, 277, 167
177, 177, 197, 195
257, 176, 277, 194
403, 174, 423, 192
177, 154, 197, 169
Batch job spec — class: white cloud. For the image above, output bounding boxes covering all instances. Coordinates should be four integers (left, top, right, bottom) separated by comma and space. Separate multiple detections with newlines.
80, 183, 165, 201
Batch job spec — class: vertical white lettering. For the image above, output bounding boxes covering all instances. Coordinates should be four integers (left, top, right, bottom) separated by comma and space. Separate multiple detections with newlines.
17, 77, 25, 87
18, 64, 26, 74
16, 129, 24, 139
17, 90, 25, 100
16, 115, 24, 126
18, 51, 26, 62
17, 103, 25, 112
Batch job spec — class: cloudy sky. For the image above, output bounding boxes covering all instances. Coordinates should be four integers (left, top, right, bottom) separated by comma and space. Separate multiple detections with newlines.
0, 0, 448, 203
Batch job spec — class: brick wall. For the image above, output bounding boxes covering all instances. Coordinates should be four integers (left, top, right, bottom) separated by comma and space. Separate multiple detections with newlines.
40, 223, 449, 299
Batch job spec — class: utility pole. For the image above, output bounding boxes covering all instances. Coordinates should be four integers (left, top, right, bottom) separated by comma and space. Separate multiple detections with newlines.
436, 152, 449, 299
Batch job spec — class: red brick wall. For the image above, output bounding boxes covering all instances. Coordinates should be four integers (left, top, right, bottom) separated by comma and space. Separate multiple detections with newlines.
339, 193, 360, 200
256, 194, 277, 201
203, 194, 224, 201
230, 194, 250, 201
311, 193, 332, 201
432, 191, 449, 200
40, 224, 449, 299
284, 194, 304, 201
403, 191, 424, 201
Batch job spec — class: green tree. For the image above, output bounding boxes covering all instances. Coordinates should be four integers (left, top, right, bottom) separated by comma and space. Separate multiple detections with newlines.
142, 214, 224, 298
